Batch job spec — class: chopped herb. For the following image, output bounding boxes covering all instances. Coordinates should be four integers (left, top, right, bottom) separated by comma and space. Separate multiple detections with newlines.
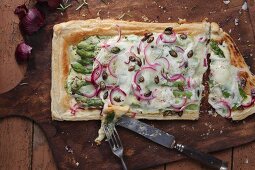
210, 40, 225, 58
239, 87, 247, 99
232, 103, 239, 111
222, 89, 231, 98
57, 3, 72, 12
173, 90, 192, 99
76, 0, 88, 11
106, 111, 115, 124
130, 103, 140, 108
185, 104, 198, 110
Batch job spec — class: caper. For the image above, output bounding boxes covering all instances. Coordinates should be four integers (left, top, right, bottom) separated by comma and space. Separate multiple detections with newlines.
141, 32, 153, 41
103, 91, 108, 99
102, 71, 108, 80
113, 96, 121, 102
99, 81, 106, 90
111, 47, 120, 54
180, 33, 187, 40
128, 65, 135, 71
144, 32, 153, 37
164, 27, 173, 35
147, 36, 154, 43
129, 56, 136, 62
136, 58, 142, 67
177, 111, 183, 117
169, 50, 178, 57
154, 76, 159, 84
139, 76, 144, 83
197, 90, 200, 97
144, 91, 152, 97
187, 50, 193, 58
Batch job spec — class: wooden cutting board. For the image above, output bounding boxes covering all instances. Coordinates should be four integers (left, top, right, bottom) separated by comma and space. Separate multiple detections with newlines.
0, 0, 255, 169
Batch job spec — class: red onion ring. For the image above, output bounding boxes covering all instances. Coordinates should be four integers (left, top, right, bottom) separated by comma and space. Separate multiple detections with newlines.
108, 55, 118, 78
175, 46, 185, 53
144, 44, 161, 67
101, 43, 110, 48
219, 100, 232, 118
155, 57, 170, 70
70, 103, 80, 115
132, 85, 156, 100
169, 74, 185, 82
91, 59, 103, 85
159, 32, 177, 43
198, 36, 207, 43
109, 87, 127, 105
80, 85, 98, 98
116, 25, 121, 42
171, 97, 187, 109
242, 97, 255, 108
187, 77, 191, 88
134, 66, 157, 89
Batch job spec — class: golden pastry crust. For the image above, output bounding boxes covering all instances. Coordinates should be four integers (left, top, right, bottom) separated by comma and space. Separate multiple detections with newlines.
51, 19, 210, 121
211, 22, 255, 120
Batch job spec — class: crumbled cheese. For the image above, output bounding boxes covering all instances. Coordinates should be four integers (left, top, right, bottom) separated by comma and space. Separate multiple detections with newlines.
223, 0, 230, 5
245, 158, 249, 164
242, 2, 248, 11
76, 162, 80, 166
234, 18, 239, 26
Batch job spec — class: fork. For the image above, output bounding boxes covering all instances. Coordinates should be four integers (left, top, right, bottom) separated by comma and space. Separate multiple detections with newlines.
104, 124, 128, 170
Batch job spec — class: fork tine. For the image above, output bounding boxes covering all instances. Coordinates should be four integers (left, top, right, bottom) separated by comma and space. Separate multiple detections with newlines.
111, 128, 120, 148
104, 125, 114, 148
114, 127, 122, 146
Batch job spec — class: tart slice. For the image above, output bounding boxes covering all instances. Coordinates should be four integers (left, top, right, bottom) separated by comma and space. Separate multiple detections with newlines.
208, 23, 255, 120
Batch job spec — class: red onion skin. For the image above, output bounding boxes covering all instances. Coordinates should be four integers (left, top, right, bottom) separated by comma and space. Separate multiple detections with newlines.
14, 5, 45, 35
15, 42, 32, 62
109, 87, 126, 105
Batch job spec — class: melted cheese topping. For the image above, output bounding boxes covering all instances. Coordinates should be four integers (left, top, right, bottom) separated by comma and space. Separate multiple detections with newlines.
208, 42, 243, 117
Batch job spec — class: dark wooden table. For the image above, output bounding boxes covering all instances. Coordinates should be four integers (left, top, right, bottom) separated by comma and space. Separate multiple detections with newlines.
1, 0, 255, 169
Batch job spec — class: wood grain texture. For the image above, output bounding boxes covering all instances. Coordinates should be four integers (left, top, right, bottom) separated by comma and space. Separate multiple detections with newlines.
32, 123, 57, 170
0, 117, 33, 170
0, 0, 28, 94
233, 142, 255, 170
0, 0, 255, 170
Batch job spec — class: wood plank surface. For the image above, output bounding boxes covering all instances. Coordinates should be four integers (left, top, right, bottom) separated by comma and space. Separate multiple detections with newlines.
32, 124, 57, 170
0, 117, 33, 170
1, 0, 255, 170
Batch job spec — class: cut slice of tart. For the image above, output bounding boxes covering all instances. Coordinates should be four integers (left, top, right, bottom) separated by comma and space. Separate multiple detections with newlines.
208, 23, 255, 120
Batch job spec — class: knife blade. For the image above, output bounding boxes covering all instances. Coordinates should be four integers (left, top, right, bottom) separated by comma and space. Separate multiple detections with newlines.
117, 115, 228, 170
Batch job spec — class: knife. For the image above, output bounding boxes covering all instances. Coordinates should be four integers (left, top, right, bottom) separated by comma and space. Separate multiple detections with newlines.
117, 115, 228, 170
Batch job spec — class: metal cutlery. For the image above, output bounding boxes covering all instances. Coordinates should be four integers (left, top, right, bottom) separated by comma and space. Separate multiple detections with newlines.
104, 124, 128, 170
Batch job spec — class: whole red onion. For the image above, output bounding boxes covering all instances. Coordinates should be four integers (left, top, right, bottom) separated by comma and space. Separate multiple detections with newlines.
15, 42, 32, 62
14, 4, 45, 35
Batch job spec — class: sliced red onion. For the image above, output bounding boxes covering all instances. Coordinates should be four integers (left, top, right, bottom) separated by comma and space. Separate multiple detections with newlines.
80, 84, 97, 98
159, 32, 177, 43
156, 34, 161, 45
124, 60, 131, 64
138, 41, 143, 53
187, 77, 191, 88
178, 59, 187, 68
116, 25, 121, 42
109, 87, 126, 105
242, 96, 255, 108
101, 43, 111, 48
171, 97, 187, 109
144, 44, 161, 67
175, 46, 185, 53
219, 100, 232, 118
15, 42, 32, 62
132, 85, 155, 100
134, 66, 157, 88
70, 103, 80, 115
108, 55, 118, 78
198, 36, 207, 43
155, 57, 170, 70
169, 74, 185, 82
91, 59, 103, 85
14, 5, 45, 35
130, 112, 137, 118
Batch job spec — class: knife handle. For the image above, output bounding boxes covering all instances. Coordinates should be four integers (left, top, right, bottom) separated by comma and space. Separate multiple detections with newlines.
174, 144, 228, 170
